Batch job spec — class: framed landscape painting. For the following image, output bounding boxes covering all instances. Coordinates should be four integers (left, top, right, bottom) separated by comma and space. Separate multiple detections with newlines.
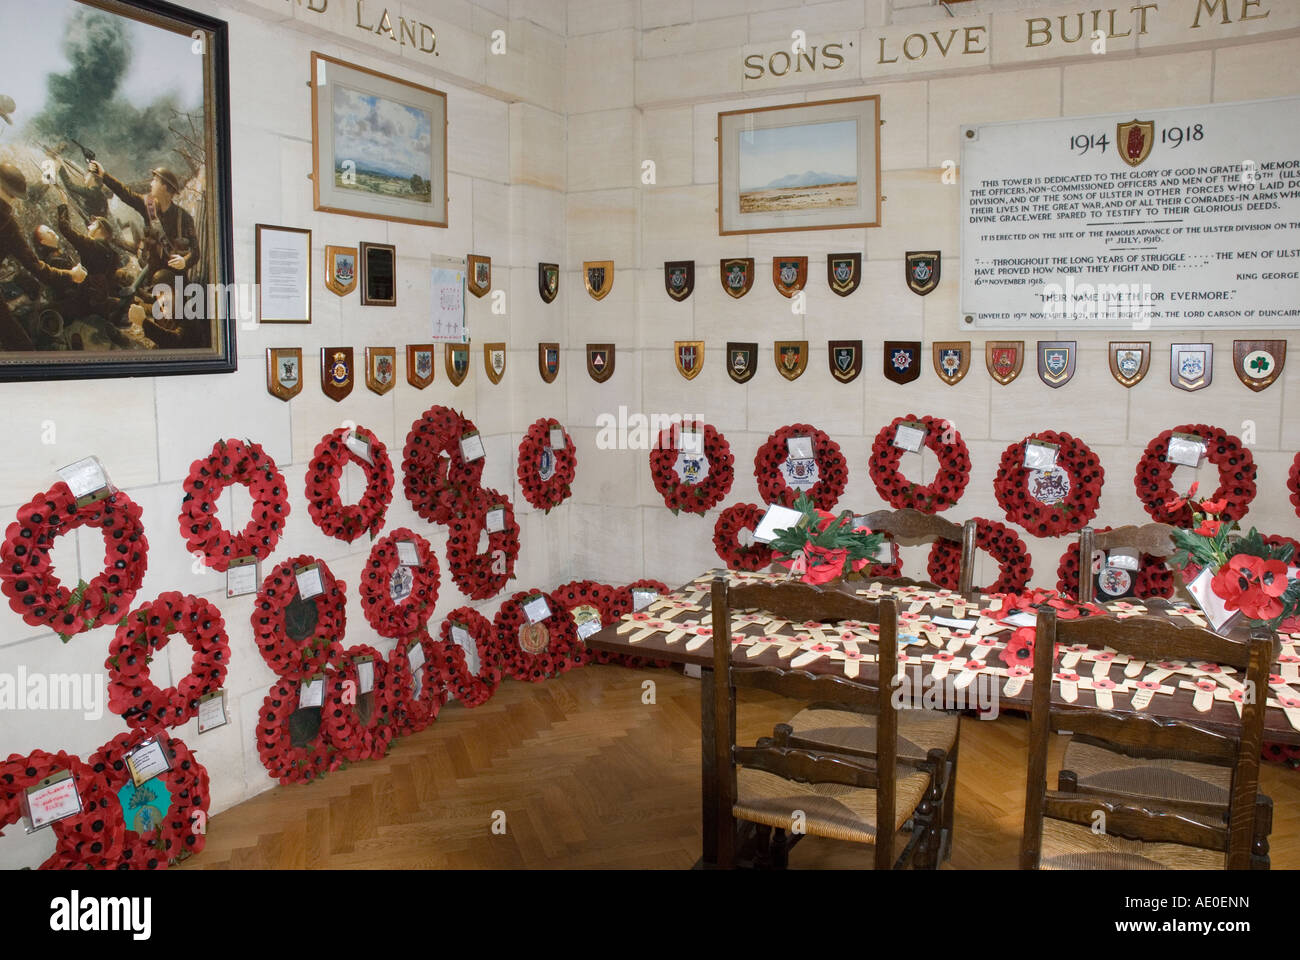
0, 0, 235, 381
717, 96, 881, 236
310, 52, 447, 228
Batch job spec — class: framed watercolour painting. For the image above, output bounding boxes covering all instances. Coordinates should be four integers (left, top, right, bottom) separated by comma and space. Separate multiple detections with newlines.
310, 52, 447, 228
0, 0, 235, 381
716, 96, 880, 236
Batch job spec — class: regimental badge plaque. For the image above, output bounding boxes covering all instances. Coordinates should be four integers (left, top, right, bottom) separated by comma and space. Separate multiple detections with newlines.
664, 261, 694, 301
675, 341, 704, 381
324, 245, 357, 297
933, 342, 970, 386
321, 347, 353, 402
905, 251, 940, 296
266, 347, 303, 401
1108, 341, 1150, 388
1037, 341, 1076, 388
884, 341, 921, 384
775, 341, 807, 381
720, 258, 754, 299
538, 263, 559, 304
584, 261, 614, 301
986, 341, 1024, 386
538, 342, 560, 383
1170, 343, 1213, 392
446, 344, 470, 386
483, 343, 506, 385
467, 254, 491, 298
365, 346, 396, 395
727, 342, 757, 384
587, 343, 615, 383
772, 257, 808, 298
1117, 118, 1155, 168
828, 340, 862, 384
827, 253, 861, 297
1233, 340, 1286, 392
407, 344, 435, 389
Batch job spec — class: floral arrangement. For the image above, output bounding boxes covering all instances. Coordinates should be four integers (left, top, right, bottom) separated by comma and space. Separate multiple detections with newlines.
994, 430, 1103, 537
434, 609, 503, 706
305, 425, 394, 542
768, 493, 884, 586
444, 486, 520, 600
518, 418, 577, 511
927, 517, 1033, 595
649, 422, 735, 515
868, 414, 971, 514
178, 438, 288, 569
402, 405, 485, 525
250, 556, 346, 679
359, 529, 439, 638
329, 645, 398, 762
257, 674, 342, 785
712, 503, 775, 572
754, 424, 848, 510
1135, 424, 1256, 526
386, 630, 447, 735
1289, 452, 1300, 519
494, 589, 580, 682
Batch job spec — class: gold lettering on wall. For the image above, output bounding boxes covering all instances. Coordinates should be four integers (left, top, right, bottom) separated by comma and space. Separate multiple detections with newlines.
291, 0, 438, 55
742, 41, 849, 79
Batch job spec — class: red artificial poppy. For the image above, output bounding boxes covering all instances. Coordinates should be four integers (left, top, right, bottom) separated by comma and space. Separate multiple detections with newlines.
649, 422, 735, 515
178, 438, 289, 570
306, 425, 394, 542
402, 406, 486, 524
713, 503, 775, 571
517, 418, 577, 511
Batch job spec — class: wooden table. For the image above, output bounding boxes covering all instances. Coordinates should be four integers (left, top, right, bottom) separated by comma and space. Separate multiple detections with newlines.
586, 570, 1300, 867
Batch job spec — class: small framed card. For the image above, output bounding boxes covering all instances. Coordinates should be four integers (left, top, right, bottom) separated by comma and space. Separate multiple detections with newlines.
407, 642, 426, 672
893, 421, 927, 453
576, 616, 603, 641
549, 426, 566, 450
679, 426, 705, 456
299, 675, 325, 708
125, 737, 172, 788
451, 624, 471, 647
353, 655, 375, 695
345, 430, 373, 464
396, 540, 421, 567
1023, 439, 1059, 470
485, 507, 506, 533
295, 563, 325, 599
1001, 610, 1039, 628
523, 595, 552, 623
632, 589, 659, 611
460, 431, 486, 462
1107, 547, 1141, 572
23, 770, 82, 831
1168, 432, 1206, 468
57, 456, 114, 506
1186, 567, 1241, 635
753, 503, 805, 544
197, 690, 229, 734
787, 436, 813, 460
226, 556, 260, 598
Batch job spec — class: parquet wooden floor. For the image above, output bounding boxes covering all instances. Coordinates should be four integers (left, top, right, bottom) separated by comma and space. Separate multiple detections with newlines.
183, 666, 1300, 869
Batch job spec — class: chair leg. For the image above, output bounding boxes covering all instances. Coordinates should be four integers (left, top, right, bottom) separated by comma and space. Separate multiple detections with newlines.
771, 828, 790, 869
941, 734, 959, 863
1252, 794, 1273, 870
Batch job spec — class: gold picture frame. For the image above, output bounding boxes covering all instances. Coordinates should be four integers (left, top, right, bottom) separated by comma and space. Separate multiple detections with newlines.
359, 242, 396, 307
255, 224, 311, 324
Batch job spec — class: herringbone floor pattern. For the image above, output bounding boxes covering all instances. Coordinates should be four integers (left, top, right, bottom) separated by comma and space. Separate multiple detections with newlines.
183, 667, 1300, 869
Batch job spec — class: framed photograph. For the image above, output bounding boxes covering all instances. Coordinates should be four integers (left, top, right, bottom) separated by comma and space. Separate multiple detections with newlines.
359, 241, 396, 306
256, 224, 310, 324
0, 0, 235, 381
717, 95, 881, 236
310, 52, 447, 228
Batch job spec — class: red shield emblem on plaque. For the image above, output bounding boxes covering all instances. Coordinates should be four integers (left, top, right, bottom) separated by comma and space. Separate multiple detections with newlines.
1116, 119, 1155, 168
986, 341, 1024, 386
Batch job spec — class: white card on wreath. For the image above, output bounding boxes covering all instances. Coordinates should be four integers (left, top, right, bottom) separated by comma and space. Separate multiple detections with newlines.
125, 737, 171, 787
787, 436, 813, 460
226, 557, 260, 598
299, 677, 325, 708
1186, 567, 1240, 634
1023, 439, 1059, 470
451, 624, 471, 648
396, 540, 421, 567
753, 504, 804, 544
1107, 547, 1141, 572
197, 690, 229, 734
57, 456, 113, 500
549, 426, 566, 450
485, 508, 506, 533
295, 564, 324, 599
344, 430, 373, 464
25, 771, 82, 830
407, 643, 426, 672
893, 423, 927, 453
632, 590, 659, 611
1167, 433, 1206, 467
459, 432, 486, 462
679, 427, 705, 456
355, 659, 375, 695
523, 596, 552, 623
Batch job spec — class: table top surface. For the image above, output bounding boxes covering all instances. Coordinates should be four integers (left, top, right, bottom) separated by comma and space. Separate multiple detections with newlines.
587, 570, 1300, 745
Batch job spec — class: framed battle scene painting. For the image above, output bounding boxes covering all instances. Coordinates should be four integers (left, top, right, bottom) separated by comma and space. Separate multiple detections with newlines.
717, 96, 881, 236
310, 52, 448, 228
0, 0, 235, 381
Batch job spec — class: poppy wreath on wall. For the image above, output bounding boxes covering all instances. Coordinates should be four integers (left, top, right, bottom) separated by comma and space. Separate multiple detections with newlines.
360, 529, 439, 639
444, 486, 520, 600
386, 629, 447, 735
1134, 424, 1257, 526
495, 589, 580, 683
89, 731, 210, 868
256, 672, 344, 785
927, 517, 1032, 595
611, 579, 673, 669
868, 414, 971, 514
649, 423, 735, 515
712, 503, 775, 572
994, 430, 1103, 537
552, 579, 627, 670
1054, 531, 1174, 602
105, 592, 229, 729
328, 645, 399, 762
0, 749, 123, 868
0, 483, 147, 640
178, 438, 288, 571
434, 609, 502, 707
306, 426, 394, 542
251, 556, 346, 680
517, 418, 577, 511
1289, 453, 1300, 519
754, 424, 848, 511
403, 405, 486, 525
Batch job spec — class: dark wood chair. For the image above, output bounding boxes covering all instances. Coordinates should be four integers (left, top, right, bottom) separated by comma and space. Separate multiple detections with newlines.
1075, 523, 1176, 603
859, 508, 979, 601
1022, 606, 1271, 869
709, 575, 943, 869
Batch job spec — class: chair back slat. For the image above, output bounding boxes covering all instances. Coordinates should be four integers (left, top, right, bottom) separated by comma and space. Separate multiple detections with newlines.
732, 666, 879, 710
1076, 524, 1176, 602
734, 744, 880, 789
1057, 712, 1238, 763
1050, 613, 1252, 671
857, 510, 978, 600
728, 579, 882, 625
1042, 793, 1227, 851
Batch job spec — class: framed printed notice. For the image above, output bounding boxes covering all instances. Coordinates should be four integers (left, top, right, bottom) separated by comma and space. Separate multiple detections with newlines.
256, 224, 310, 323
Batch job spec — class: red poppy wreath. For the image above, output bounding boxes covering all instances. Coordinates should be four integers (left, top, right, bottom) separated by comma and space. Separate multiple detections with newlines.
1054, 532, 1174, 602
434, 609, 503, 707
754, 424, 848, 511
552, 579, 628, 669
1289, 453, 1300, 519
360, 528, 439, 639
444, 486, 520, 600
649, 422, 735, 515
89, 731, 210, 868
256, 673, 344, 785
105, 592, 229, 729
403, 405, 486, 525
517, 418, 577, 511
0, 483, 147, 640
927, 517, 1033, 595
250, 555, 346, 680
306, 425, 394, 542
0, 749, 123, 868
387, 628, 447, 735
495, 589, 580, 683
327, 645, 399, 762
713, 503, 775, 572
1134, 424, 1257, 526
994, 430, 1103, 537
868, 414, 971, 514
178, 438, 289, 570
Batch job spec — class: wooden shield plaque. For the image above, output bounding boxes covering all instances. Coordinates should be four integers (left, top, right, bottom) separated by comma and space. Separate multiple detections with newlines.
407, 344, 435, 389
321, 347, 354, 402
267, 347, 303, 401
